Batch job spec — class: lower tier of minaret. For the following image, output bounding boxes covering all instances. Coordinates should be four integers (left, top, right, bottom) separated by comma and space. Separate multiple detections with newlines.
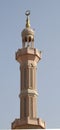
11, 117, 46, 129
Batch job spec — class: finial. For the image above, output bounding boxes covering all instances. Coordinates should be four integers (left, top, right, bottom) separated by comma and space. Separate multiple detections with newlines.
25, 10, 31, 28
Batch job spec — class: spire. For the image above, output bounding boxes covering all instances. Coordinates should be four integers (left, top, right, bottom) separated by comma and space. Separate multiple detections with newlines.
25, 10, 31, 28
21, 10, 34, 48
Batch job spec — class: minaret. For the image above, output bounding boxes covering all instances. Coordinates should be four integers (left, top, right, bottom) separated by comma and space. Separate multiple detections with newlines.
11, 10, 46, 129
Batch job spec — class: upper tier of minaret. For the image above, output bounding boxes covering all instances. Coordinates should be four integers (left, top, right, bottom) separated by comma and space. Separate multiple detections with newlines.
21, 10, 34, 48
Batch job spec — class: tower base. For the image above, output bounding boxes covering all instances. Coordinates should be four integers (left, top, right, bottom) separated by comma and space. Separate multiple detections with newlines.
11, 117, 46, 129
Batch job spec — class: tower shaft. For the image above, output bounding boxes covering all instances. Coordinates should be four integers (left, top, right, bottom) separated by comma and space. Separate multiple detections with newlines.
16, 47, 41, 120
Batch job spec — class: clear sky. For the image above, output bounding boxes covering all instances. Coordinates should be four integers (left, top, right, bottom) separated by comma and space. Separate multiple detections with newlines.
0, 0, 60, 129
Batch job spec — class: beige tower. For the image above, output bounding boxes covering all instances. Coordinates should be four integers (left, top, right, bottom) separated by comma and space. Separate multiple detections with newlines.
11, 11, 46, 129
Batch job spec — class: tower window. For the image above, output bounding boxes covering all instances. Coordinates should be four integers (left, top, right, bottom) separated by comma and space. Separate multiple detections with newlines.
24, 68, 26, 88
30, 97, 33, 118
29, 36, 31, 42
30, 68, 33, 88
24, 97, 26, 117
20, 98, 22, 118
32, 38, 34, 41
21, 69, 22, 90
25, 37, 27, 42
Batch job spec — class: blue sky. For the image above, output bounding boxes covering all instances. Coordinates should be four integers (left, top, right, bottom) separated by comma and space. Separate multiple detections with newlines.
0, 0, 60, 129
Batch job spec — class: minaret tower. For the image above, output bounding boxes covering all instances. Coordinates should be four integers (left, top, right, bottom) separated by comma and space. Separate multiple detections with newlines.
11, 11, 46, 129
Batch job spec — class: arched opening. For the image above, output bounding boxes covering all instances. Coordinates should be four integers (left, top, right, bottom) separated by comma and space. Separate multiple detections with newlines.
29, 36, 31, 42
25, 36, 27, 42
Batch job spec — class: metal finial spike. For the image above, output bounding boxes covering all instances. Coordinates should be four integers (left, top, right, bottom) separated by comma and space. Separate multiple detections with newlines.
25, 10, 31, 28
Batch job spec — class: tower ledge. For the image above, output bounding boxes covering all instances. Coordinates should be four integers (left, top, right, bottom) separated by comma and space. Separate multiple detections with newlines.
20, 88, 38, 97
15, 47, 42, 63
11, 117, 46, 129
